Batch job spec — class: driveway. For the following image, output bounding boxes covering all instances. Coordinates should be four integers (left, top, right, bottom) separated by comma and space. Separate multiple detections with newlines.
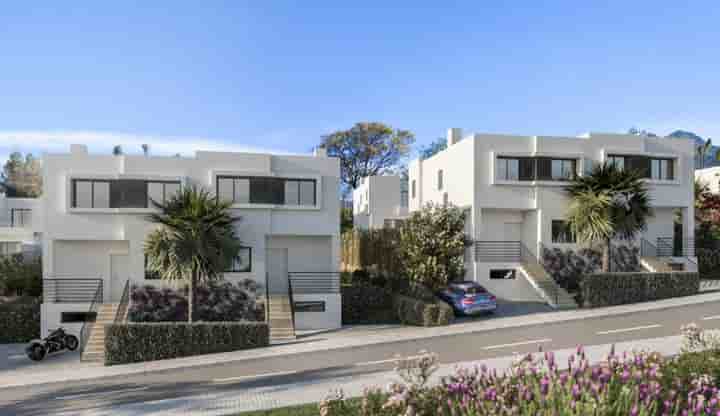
1, 343, 95, 377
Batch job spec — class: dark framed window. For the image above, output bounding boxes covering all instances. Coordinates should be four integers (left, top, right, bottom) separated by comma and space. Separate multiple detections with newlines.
551, 220, 576, 243
498, 157, 576, 181
490, 269, 516, 279
217, 176, 316, 206
61, 311, 97, 323
607, 155, 674, 180
10, 208, 32, 227
226, 247, 252, 272
71, 179, 181, 209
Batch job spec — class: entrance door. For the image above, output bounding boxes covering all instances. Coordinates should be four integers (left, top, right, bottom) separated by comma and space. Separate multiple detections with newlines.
110, 254, 130, 302
266, 248, 289, 295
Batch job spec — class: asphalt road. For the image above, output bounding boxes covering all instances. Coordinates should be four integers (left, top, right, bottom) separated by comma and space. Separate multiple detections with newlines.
2, 299, 720, 416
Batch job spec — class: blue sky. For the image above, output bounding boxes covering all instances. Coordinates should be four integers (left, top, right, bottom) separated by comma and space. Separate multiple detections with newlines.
1, 1, 719, 163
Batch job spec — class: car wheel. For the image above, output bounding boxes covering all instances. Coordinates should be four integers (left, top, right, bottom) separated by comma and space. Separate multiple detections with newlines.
65, 335, 79, 351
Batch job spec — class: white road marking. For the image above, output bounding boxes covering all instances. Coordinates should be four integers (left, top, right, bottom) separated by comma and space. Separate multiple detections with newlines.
9, 354, 25, 360
354, 354, 427, 367
54, 386, 149, 400
702, 315, 720, 321
596, 324, 661, 335
212, 370, 298, 383
482, 338, 552, 350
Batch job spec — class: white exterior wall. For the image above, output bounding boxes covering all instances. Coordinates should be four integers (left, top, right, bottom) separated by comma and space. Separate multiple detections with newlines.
0, 195, 42, 255
408, 130, 696, 289
40, 147, 341, 336
352, 176, 407, 229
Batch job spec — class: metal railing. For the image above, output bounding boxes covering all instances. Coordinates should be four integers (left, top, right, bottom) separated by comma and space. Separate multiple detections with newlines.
287, 275, 296, 330
640, 238, 658, 258
114, 280, 130, 324
79, 280, 103, 360
475, 241, 522, 262
287, 272, 341, 294
657, 237, 695, 258
44, 278, 104, 303
520, 241, 560, 306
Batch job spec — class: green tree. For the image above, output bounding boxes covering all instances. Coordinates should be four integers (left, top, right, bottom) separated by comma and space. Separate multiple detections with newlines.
340, 207, 354, 234
320, 122, 415, 191
418, 137, 447, 160
144, 186, 241, 322
565, 163, 652, 272
399, 203, 467, 290
0, 152, 42, 197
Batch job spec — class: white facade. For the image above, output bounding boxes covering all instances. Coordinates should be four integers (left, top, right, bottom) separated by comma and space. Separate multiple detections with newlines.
40, 144, 341, 336
0, 194, 42, 257
408, 128, 696, 296
696, 167, 720, 193
352, 175, 408, 230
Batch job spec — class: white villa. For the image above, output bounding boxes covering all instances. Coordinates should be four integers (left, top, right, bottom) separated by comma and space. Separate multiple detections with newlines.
0, 193, 41, 258
352, 175, 408, 230
401, 128, 696, 307
39, 144, 342, 359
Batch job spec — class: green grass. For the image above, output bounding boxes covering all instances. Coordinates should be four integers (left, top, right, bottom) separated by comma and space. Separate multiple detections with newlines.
235, 399, 361, 415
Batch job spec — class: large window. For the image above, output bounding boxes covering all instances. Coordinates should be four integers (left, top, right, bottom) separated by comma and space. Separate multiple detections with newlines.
497, 157, 576, 181
216, 176, 316, 206
71, 179, 181, 209
10, 208, 32, 227
551, 220, 576, 243
607, 155, 674, 180
226, 247, 252, 272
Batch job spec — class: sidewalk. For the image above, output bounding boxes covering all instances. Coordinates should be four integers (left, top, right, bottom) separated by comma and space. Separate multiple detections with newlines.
3, 291, 720, 390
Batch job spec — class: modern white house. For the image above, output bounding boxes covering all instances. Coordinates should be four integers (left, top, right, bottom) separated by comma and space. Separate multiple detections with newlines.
352, 175, 408, 230
0, 193, 42, 258
696, 167, 720, 193
407, 128, 696, 308
39, 144, 342, 358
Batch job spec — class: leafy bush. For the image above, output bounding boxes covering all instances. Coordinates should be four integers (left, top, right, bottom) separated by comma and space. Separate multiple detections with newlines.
0, 297, 40, 342
697, 247, 720, 279
128, 279, 264, 322
0, 254, 42, 297
398, 203, 468, 291
394, 295, 453, 327
581, 271, 699, 307
105, 321, 269, 365
542, 245, 639, 293
341, 284, 397, 324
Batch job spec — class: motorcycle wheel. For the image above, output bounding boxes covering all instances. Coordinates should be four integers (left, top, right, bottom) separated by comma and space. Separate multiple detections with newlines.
65, 335, 79, 351
27, 344, 46, 361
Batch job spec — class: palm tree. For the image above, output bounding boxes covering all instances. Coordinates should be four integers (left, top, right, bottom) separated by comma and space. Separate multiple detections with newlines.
565, 163, 652, 272
144, 186, 241, 322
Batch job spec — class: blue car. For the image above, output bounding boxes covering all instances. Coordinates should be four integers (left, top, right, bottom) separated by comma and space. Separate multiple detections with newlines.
437, 281, 497, 316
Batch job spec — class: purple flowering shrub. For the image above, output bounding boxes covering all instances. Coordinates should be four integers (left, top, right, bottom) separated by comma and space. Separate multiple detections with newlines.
128, 279, 264, 322
320, 328, 720, 416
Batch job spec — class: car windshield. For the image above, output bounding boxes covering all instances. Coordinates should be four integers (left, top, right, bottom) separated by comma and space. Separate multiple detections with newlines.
453, 285, 487, 295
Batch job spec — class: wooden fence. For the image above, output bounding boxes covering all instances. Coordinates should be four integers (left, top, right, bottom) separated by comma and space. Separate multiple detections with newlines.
340, 229, 403, 276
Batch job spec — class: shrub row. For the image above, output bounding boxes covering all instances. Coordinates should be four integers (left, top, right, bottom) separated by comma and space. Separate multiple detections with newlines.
697, 247, 720, 280
341, 284, 397, 324
581, 271, 699, 307
394, 295, 454, 327
104, 321, 269, 365
0, 297, 40, 343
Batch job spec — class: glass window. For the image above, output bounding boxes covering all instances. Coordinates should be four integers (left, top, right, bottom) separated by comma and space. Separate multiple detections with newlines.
226, 247, 252, 272
507, 159, 519, 180
497, 159, 507, 180
234, 178, 250, 203
93, 181, 110, 208
148, 182, 164, 206
110, 180, 147, 208
165, 182, 180, 200
299, 181, 316, 205
561, 160, 575, 179
608, 156, 625, 170
74, 180, 92, 208
285, 180, 300, 205
551, 159, 562, 179
218, 177, 234, 202
11, 209, 32, 227
552, 220, 576, 243
651, 159, 661, 180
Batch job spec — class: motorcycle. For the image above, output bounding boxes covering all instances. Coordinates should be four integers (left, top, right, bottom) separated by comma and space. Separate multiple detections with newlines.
26, 328, 79, 361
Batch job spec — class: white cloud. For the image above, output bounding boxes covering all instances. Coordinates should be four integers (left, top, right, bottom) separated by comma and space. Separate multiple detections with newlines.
0, 130, 305, 161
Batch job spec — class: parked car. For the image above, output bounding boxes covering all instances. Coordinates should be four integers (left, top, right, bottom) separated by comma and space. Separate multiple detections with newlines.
437, 281, 497, 316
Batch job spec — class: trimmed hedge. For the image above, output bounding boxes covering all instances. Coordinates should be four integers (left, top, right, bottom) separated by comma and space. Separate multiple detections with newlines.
394, 295, 454, 327
0, 297, 40, 343
581, 272, 699, 307
341, 284, 397, 324
105, 321, 269, 365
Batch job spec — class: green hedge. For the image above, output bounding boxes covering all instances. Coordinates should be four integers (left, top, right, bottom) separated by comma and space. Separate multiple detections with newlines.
105, 321, 269, 366
0, 298, 40, 343
394, 295, 454, 327
581, 272, 699, 307
341, 284, 398, 324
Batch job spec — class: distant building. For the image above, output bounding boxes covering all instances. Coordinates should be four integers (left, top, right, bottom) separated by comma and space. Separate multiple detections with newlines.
352, 175, 408, 230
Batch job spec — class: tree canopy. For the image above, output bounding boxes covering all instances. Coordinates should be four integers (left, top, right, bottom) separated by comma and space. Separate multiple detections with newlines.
320, 122, 414, 191
0, 152, 42, 198
418, 137, 447, 160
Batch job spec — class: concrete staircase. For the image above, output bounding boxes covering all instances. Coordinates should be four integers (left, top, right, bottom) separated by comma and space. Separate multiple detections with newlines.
267, 295, 296, 342
640, 256, 675, 272
81, 303, 120, 363
519, 262, 578, 310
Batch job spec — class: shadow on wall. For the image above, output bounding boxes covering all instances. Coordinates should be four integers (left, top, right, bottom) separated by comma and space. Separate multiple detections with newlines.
542, 245, 640, 292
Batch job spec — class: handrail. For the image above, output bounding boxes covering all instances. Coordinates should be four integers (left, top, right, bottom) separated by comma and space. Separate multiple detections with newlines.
520, 241, 559, 306
640, 238, 658, 258
79, 280, 103, 360
287, 275, 296, 330
264, 272, 270, 324
114, 280, 130, 324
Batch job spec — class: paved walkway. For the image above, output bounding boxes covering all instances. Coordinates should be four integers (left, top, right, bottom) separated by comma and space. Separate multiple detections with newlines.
2, 291, 719, 390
